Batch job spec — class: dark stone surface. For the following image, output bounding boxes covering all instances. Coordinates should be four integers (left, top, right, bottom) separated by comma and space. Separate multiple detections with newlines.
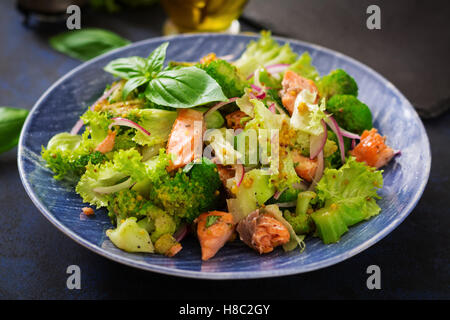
0, 0, 448, 299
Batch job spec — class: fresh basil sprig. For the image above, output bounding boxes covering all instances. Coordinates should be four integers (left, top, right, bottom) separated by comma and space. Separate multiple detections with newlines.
0, 107, 29, 154
104, 42, 227, 108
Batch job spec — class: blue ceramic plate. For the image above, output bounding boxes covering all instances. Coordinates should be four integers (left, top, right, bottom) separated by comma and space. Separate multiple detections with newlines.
18, 34, 430, 279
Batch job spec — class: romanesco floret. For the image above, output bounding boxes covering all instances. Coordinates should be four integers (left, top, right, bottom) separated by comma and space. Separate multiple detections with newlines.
199, 59, 249, 98
318, 69, 358, 100
149, 157, 221, 223
326, 94, 373, 134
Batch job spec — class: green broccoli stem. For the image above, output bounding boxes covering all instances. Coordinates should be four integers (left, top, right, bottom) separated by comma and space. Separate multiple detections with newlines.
296, 191, 316, 216
283, 191, 317, 235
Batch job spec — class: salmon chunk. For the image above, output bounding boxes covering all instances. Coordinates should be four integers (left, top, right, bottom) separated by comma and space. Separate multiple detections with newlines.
291, 150, 318, 182
236, 210, 290, 254
350, 128, 395, 168
280, 70, 319, 115
166, 109, 204, 171
225, 110, 248, 130
95, 130, 116, 154
197, 211, 235, 261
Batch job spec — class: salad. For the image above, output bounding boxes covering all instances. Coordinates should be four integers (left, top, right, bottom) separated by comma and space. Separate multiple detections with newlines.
42, 32, 399, 260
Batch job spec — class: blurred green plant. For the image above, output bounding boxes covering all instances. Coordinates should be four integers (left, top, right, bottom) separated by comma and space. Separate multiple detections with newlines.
50, 28, 130, 61
0, 107, 29, 154
90, 0, 159, 12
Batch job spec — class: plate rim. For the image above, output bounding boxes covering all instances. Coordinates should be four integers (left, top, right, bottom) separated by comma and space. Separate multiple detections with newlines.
17, 33, 431, 279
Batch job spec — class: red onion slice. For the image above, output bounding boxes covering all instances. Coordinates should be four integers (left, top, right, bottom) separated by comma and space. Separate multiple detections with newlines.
324, 115, 346, 164
70, 119, 85, 135
256, 91, 266, 99
340, 128, 361, 140
269, 103, 276, 114
309, 120, 327, 159
351, 139, 356, 149
235, 163, 245, 187
276, 201, 297, 208
273, 187, 287, 200
204, 97, 238, 119
250, 84, 262, 92
109, 117, 151, 136
70, 83, 121, 135
265, 63, 290, 75
174, 224, 188, 242
309, 150, 324, 190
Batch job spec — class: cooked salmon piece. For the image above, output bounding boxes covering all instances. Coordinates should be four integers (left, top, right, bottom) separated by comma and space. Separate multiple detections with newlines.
280, 70, 319, 115
225, 110, 248, 130
197, 211, 234, 261
82, 207, 94, 216
236, 210, 290, 254
350, 128, 395, 168
95, 130, 116, 154
166, 109, 205, 171
166, 243, 183, 257
291, 150, 318, 182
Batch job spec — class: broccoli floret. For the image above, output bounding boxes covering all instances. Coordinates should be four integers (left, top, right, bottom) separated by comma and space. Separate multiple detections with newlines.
107, 189, 178, 242
318, 69, 358, 100
283, 191, 316, 235
137, 202, 178, 243
198, 59, 249, 98
107, 189, 146, 224
149, 158, 221, 223
326, 95, 373, 134
106, 217, 154, 253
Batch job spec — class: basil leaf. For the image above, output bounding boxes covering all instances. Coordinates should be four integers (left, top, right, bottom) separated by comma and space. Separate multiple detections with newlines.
104, 56, 148, 79
146, 67, 227, 108
49, 28, 130, 61
0, 107, 29, 154
146, 42, 169, 75
122, 76, 149, 100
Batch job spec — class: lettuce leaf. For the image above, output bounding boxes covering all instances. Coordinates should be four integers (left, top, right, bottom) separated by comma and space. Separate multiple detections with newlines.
269, 150, 302, 193
132, 108, 177, 146
75, 148, 147, 208
234, 31, 297, 78
41, 131, 105, 180
290, 90, 328, 136
311, 157, 383, 244
80, 110, 111, 145
288, 52, 320, 82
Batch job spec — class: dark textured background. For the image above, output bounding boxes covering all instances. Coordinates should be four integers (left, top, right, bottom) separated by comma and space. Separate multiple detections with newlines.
0, 0, 449, 299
